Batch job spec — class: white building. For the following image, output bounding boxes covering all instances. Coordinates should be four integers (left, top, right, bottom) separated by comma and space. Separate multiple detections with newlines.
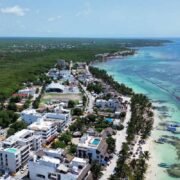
96, 99, 120, 110
21, 107, 71, 131
18, 88, 36, 96
48, 68, 60, 80
45, 112, 69, 122
46, 82, 65, 93
59, 70, 71, 81
0, 129, 41, 173
44, 112, 70, 131
28, 149, 91, 180
76, 134, 109, 165
78, 73, 93, 86
21, 109, 42, 124
28, 120, 58, 144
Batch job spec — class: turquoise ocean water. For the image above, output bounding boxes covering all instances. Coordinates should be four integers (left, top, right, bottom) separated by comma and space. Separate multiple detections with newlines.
94, 39, 180, 180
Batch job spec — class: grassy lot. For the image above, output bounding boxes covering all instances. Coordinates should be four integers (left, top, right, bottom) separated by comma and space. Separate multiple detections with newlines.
40, 93, 82, 106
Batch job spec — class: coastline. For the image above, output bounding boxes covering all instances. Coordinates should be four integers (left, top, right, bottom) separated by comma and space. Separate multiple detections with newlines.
145, 109, 161, 180
89, 65, 155, 179
90, 49, 136, 65
90, 64, 174, 179
90, 61, 156, 179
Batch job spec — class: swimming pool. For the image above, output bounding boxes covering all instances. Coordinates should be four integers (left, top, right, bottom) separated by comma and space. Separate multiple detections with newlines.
6, 148, 17, 153
91, 138, 100, 145
105, 118, 113, 123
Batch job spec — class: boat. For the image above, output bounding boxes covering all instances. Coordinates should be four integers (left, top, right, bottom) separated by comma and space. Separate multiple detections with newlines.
155, 140, 164, 144
155, 138, 166, 144
167, 126, 176, 132
158, 163, 171, 168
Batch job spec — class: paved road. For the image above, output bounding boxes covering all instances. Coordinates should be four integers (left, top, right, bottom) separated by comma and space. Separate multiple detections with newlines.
80, 83, 95, 113
100, 97, 131, 180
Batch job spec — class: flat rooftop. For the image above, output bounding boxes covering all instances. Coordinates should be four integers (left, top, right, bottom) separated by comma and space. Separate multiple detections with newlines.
28, 120, 55, 131
38, 155, 60, 166
78, 134, 101, 148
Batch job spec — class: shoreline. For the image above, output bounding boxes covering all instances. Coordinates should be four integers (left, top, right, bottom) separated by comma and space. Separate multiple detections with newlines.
145, 109, 161, 180
89, 66, 155, 179
91, 49, 178, 179
90, 49, 137, 65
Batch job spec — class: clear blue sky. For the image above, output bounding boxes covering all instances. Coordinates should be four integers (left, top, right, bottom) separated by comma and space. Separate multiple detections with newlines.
0, 0, 180, 37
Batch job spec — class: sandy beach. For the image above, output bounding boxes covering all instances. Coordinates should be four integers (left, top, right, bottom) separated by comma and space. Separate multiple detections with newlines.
145, 109, 164, 180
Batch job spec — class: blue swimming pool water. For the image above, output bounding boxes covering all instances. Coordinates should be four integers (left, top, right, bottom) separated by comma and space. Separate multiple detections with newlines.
105, 118, 113, 123
92, 138, 100, 145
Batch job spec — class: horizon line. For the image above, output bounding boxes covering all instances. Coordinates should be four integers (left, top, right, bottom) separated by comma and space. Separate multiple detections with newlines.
0, 36, 180, 39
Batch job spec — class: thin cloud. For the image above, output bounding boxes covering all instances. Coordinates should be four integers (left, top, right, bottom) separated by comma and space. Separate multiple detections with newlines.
76, 1, 92, 17
0, 5, 29, 16
48, 15, 62, 22
48, 17, 55, 22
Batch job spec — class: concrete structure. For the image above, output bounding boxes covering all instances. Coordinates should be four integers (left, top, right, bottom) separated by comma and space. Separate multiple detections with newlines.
0, 129, 41, 173
21, 107, 71, 130
76, 134, 109, 165
21, 109, 42, 124
46, 82, 65, 93
59, 70, 71, 80
44, 112, 70, 131
48, 68, 60, 80
28, 149, 91, 180
28, 120, 58, 144
78, 73, 93, 86
57, 59, 68, 70
96, 99, 120, 110
18, 88, 36, 96
45, 112, 69, 122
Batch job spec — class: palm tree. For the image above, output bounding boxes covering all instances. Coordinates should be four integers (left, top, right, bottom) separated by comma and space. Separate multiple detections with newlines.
143, 151, 150, 160
90, 161, 102, 179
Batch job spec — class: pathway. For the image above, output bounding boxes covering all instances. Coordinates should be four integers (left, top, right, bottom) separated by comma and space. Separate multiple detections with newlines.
100, 97, 131, 180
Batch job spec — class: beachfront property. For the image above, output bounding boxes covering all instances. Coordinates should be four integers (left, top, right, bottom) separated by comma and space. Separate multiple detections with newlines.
95, 98, 120, 110
28, 148, 91, 180
76, 134, 109, 165
28, 120, 58, 144
0, 129, 42, 173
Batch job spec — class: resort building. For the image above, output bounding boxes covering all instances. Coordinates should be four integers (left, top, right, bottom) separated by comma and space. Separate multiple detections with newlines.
21, 109, 42, 124
76, 134, 109, 165
0, 129, 42, 173
44, 112, 70, 131
28, 149, 91, 180
95, 99, 120, 110
28, 120, 58, 144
